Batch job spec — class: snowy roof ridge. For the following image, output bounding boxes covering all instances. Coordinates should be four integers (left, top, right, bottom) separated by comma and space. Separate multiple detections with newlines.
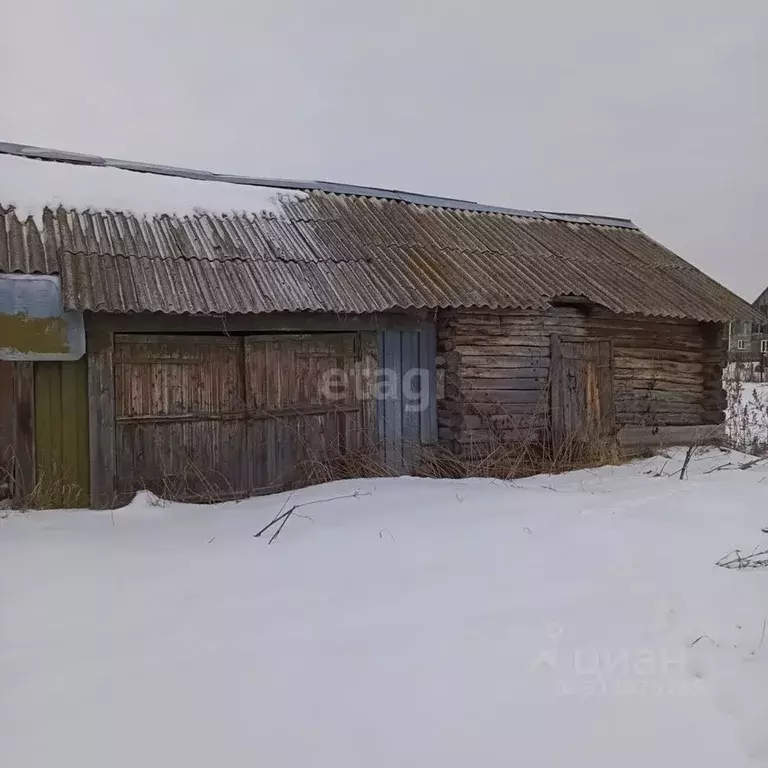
0, 141, 638, 229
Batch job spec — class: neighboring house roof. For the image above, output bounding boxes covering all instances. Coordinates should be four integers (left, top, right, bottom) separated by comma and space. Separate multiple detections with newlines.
752, 286, 768, 313
0, 142, 761, 322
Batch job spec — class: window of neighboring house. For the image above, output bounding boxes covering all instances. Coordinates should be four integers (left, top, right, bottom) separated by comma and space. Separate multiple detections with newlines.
762, 340, 768, 353
738, 340, 747, 350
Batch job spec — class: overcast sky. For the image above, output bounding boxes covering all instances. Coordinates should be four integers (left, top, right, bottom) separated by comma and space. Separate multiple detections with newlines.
2, 0, 766, 299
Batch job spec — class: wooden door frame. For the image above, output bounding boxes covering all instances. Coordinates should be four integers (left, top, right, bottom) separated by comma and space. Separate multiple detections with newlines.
549, 333, 615, 450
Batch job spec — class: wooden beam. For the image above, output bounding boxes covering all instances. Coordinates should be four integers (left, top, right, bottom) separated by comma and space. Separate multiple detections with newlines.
86, 310, 432, 335
12, 362, 35, 502
549, 333, 563, 449
88, 329, 115, 508
617, 424, 725, 451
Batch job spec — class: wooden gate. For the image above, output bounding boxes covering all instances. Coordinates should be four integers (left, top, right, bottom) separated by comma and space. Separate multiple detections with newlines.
114, 335, 249, 501
113, 332, 374, 501
550, 335, 615, 449
244, 333, 374, 489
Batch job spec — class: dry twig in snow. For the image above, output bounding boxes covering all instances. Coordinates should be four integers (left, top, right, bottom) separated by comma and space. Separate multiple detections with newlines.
254, 490, 369, 544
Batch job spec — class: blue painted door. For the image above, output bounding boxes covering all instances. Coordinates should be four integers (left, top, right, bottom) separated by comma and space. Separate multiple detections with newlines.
376, 327, 437, 472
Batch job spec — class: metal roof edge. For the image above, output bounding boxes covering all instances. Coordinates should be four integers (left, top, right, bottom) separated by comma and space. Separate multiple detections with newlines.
0, 141, 638, 228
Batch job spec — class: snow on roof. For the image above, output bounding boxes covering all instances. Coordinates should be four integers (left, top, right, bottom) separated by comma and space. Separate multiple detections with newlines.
0, 154, 307, 225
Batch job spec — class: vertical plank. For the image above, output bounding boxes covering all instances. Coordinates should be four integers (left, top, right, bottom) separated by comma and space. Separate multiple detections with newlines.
13, 362, 35, 501
383, 330, 403, 471
597, 341, 613, 436
74, 357, 91, 505
549, 334, 563, 449
60, 361, 83, 505
33, 361, 89, 508
89, 328, 115, 508
400, 331, 420, 470
360, 331, 378, 446
418, 326, 438, 445
0, 362, 13, 499
376, 331, 386, 448
34, 364, 53, 504
48, 363, 64, 486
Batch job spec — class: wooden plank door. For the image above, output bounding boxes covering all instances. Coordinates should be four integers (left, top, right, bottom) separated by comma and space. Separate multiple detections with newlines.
34, 359, 90, 507
550, 335, 614, 449
244, 333, 373, 491
114, 334, 248, 501
376, 329, 437, 472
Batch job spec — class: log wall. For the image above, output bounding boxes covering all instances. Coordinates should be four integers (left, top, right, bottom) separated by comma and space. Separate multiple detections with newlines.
436, 307, 726, 454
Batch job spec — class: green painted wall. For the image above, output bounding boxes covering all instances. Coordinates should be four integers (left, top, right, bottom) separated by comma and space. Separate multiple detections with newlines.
34, 359, 90, 507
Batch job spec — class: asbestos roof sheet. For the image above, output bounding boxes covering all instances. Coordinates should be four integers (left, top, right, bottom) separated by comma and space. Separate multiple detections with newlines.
0, 146, 759, 322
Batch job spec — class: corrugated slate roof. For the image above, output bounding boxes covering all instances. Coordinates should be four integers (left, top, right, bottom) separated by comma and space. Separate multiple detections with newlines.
0, 145, 759, 321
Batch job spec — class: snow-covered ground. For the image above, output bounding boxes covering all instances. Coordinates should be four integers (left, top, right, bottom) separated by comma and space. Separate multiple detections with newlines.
1, 447, 767, 767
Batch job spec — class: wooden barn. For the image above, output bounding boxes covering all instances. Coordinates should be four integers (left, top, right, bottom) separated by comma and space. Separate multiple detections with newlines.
0, 144, 761, 508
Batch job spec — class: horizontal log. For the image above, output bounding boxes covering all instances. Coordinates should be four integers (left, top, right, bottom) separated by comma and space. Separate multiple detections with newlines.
614, 378, 703, 393
460, 401, 547, 416
454, 338, 553, 351
459, 365, 549, 378
617, 413, 704, 427
459, 428, 542, 445
614, 358, 703, 374
617, 347, 705, 363
615, 388, 703, 402
615, 406, 704, 419
462, 414, 547, 431
603, 340, 702, 353
614, 372, 704, 386
590, 320, 699, 334
616, 412, 704, 425
618, 424, 725, 450
459, 350, 549, 366
615, 402, 703, 415
614, 361, 703, 374
463, 377, 548, 392
461, 389, 545, 404
451, 323, 586, 336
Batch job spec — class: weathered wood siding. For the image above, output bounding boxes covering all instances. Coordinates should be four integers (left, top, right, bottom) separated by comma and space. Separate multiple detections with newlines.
34, 359, 90, 507
0, 362, 36, 502
244, 332, 375, 490
437, 307, 726, 453
0, 359, 89, 506
114, 334, 248, 501
111, 331, 377, 502
0, 361, 14, 499
437, 309, 568, 453
589, 309, 711, 428
84, 313, 438, 506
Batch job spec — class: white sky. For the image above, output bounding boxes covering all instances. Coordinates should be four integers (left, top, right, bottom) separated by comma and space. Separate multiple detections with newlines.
2, 0, 766, 299
0, 155, 305, 225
